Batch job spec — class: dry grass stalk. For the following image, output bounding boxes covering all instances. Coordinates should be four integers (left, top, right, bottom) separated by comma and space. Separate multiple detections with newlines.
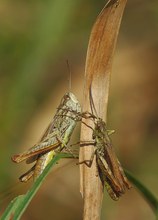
79, 0, 127, 219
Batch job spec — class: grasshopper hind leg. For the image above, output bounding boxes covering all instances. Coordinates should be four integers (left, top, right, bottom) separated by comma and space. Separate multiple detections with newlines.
19, 164, 36, 182
77, 147, 96, 167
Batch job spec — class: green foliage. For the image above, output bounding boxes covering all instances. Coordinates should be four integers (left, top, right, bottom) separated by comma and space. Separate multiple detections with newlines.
1, 161, 158, 220
1, 154, 73, 220
125, 170, 158, 216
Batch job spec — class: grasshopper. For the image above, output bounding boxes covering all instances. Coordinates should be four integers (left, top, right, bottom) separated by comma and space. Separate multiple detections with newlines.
12, 92, 81, 182
80, 88, 131, 201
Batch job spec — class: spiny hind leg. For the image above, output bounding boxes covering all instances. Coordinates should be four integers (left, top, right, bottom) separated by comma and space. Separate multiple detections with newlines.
19, 164, 36, 182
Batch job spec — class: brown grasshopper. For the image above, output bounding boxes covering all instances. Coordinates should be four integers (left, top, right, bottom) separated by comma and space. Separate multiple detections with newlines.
79, 88, 131, 200
12, 92, 81, 182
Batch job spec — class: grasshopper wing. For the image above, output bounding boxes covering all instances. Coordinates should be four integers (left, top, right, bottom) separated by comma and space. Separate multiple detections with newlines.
11, 141, 60, 163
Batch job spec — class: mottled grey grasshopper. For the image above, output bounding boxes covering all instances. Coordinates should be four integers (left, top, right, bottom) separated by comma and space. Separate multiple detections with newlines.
12, 92, 81, 182
80, 88, 131, 201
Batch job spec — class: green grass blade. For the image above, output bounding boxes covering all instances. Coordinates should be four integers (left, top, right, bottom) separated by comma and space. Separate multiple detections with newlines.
125, 170, 158, 215
1, 153, 73, 220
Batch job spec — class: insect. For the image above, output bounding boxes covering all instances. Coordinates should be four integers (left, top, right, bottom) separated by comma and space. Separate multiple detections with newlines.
80, 87, 131, 200
11, 92, 81, 182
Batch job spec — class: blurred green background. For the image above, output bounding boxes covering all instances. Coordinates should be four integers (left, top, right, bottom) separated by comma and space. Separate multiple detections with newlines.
0, 0, 158, 219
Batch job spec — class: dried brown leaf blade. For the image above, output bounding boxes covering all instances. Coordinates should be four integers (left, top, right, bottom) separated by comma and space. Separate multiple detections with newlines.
80, 0, 127, 219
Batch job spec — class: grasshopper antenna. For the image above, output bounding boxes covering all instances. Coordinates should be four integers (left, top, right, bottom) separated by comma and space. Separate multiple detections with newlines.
66, 59, 72, 92
89, 83, 99, 118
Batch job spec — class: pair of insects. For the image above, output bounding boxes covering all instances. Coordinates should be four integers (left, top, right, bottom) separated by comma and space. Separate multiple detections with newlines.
12, 90, 131, 201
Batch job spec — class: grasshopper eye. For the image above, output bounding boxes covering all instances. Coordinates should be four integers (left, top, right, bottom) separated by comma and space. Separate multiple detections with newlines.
65, 94, 70, 101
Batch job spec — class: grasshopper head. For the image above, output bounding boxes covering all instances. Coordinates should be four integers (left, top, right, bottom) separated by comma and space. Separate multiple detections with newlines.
62, 92, 81, 114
